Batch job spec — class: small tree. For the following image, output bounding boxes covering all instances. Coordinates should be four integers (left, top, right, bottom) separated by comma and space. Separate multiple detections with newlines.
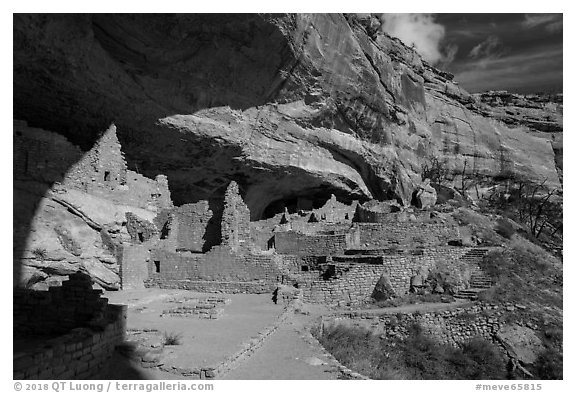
421, 157, 450, 185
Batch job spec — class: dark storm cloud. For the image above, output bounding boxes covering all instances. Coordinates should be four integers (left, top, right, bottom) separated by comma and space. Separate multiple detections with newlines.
381, 13, 563, 93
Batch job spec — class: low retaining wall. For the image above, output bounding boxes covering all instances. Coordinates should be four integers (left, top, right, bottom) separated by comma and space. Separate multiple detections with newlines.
332, 303, 503, 347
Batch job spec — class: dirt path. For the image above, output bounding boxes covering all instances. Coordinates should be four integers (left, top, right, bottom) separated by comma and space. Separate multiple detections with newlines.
221, 312, 340, 380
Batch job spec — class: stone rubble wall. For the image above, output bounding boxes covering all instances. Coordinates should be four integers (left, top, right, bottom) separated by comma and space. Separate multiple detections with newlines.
13, 273, 127, 379
332, 303, 504, 348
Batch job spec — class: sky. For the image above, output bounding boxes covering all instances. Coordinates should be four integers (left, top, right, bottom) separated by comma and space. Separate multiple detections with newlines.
379, 13, 563, 94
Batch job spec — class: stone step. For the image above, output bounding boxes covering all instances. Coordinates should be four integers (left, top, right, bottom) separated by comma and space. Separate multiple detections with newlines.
453, 293, 478, 300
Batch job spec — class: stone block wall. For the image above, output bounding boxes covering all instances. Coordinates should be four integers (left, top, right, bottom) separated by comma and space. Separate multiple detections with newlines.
295, 247, 472, 305
333, 303, 503, 348
119, 244, 150, 289
357, 222, 459, 247
125, 212, 158, 243
14, 119, 173, 211
275, 231, 350, 256
13, 273, 127, 379
221, 181, 251, 251
145, 247, 284, 293
13, 305, 126, 380
313, 195, 357, 223
13, 120, 83, 183
63, 124, 127, 193
14, 273, 110, 336
170, 202, 217, 252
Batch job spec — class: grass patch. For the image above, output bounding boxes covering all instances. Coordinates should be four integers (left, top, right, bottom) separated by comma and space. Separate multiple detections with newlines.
163, 331, 183, 346
31, 247, 47, 260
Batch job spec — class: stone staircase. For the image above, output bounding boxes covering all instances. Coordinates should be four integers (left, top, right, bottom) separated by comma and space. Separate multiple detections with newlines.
454, 248, 493, 301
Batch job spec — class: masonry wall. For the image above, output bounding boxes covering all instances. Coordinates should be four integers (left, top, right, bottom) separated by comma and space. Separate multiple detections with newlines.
119, 244, 150, 289
14, 119, 173, 211
312, 195, 357, 223
14, 273, 110, 336
13, 273, 127, 379
332, 303, 503, 348
357, 222, 459, 247
221, 182, 250, 251
295, 247, 472, 305
145, 246, 284, 293
13, 120, 83, 183
275, 231, 350, 256
167, 202, 218, 252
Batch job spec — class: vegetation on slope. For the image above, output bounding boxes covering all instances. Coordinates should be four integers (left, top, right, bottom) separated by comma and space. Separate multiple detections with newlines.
478, 237, 563, 379
317, 323, 507, 379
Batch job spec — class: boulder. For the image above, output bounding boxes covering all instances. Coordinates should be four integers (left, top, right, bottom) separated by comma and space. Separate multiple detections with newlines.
80, 259, 120, 290
414, 180, 438, 209
496, 324, 545, 365
372, 274, 396, 301
24, 259, 80, 276
19, 266, 48, 288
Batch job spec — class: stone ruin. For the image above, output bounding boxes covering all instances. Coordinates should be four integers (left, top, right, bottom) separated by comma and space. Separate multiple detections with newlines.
13, 119, 499, 379
14, 119, 493, 307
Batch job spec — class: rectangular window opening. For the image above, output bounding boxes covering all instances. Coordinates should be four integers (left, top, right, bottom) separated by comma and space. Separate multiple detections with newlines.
104, 171, 111, 181
154, 260, 161, 273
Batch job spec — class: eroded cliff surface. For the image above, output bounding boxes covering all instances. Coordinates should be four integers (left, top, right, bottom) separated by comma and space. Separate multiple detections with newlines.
13, 14, 561, 218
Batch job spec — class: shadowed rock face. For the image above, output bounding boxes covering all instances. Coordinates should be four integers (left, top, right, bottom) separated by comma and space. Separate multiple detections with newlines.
13, 14, 561, 219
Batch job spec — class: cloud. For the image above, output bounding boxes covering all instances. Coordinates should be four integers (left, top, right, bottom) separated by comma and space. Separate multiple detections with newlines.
379, 13, 456, 65
468, 35, 506, 60
522, 14, 563, 32
455, 47, 563, 93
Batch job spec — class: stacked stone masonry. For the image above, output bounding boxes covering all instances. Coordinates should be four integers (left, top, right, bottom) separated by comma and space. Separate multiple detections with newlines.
275, 231, 350, 256
13, 120, 172, 211
145, 246, 284, 293
221, 181, 251, 251
333, 303, 504, 348
356, 222, 459, 247
119, 244, 151, 290
13, 273, 127, 379
294, 247, 475, 305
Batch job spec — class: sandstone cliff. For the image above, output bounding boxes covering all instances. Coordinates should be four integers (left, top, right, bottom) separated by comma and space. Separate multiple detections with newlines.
13, 14, 561, 219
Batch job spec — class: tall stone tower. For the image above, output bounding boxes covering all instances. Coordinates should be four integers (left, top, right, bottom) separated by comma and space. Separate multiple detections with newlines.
220, 181, 250, 251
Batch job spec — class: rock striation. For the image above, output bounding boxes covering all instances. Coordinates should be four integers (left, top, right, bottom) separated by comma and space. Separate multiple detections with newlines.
13, 14, 561, 218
